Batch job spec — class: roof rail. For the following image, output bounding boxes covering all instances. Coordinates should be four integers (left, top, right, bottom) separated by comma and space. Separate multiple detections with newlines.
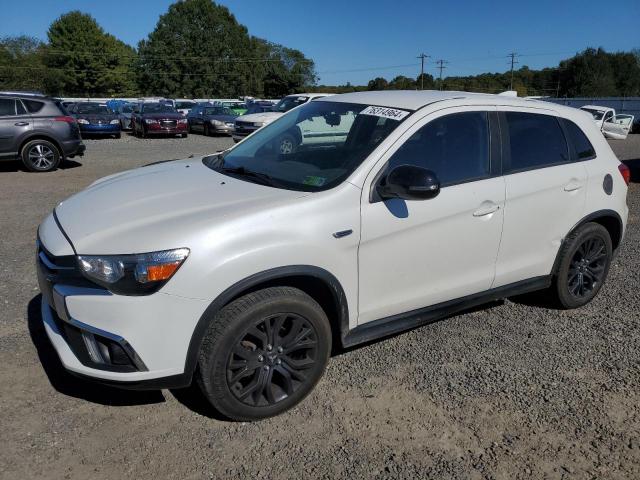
0, 90, 46, 97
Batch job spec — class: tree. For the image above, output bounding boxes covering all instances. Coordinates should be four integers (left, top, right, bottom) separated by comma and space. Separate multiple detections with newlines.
0, 36, 47, 92
44, 11, 137, 96
367, 77, 388, 90
137, 0, 315, 98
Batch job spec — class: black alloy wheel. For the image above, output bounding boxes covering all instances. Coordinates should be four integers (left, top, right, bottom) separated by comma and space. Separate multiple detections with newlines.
567, 236, 607, 298
197, 287, 331, 421
227, 313, 319, 407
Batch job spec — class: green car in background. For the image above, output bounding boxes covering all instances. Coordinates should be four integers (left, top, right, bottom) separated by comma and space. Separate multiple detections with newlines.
220, 101, 247, 115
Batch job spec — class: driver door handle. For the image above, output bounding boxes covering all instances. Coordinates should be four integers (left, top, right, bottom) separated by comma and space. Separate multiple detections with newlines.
473, 202, 500, 217
15, 122, 29, 126
564, 181, 583, 192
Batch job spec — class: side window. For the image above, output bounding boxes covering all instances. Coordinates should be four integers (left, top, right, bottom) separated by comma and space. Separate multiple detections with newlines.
0, 99, 16, 116
504, 112, 569, 172
562, 120, 596, 160
23, 100, 44, 113
387, 111, 490, 186
603, 111, 614, 123
16, 100, 27, 115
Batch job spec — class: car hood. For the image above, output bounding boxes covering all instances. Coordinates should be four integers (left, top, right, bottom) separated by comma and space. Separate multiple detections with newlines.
54, 157, 307, 254
237, 112, 282, 124
141, 113, 183, 120
75, 113, 117, 121
205, 114, 237, 122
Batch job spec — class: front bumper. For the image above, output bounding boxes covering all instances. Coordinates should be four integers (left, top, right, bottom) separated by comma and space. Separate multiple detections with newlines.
36, 238, 208, 386
79, 124, 120, 135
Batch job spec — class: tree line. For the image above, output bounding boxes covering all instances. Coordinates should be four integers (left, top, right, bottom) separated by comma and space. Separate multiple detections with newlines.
1, 0, 639, 99
0, 0, 316, 98
311, 48, 640, 98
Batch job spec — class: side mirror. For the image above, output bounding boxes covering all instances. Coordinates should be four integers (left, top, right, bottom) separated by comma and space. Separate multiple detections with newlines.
378, 165, 440, 200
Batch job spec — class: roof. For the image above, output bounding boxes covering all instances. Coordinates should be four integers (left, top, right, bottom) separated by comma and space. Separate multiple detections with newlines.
580, 105, 612, 112
315, 90, 543, 111
287, 93, 333, 98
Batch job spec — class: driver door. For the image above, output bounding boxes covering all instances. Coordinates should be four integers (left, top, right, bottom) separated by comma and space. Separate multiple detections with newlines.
603, 114, 634, 140
358, 107, 505, 324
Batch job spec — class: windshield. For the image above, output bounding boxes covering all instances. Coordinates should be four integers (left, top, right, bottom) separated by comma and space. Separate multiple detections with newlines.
582, 108, 604, 120
204, 107, 233, 116
121, 104, 134, 113
246, 104, 273, 114
143, 103, 177, 114
204, 101, 411, 192
76, 104, 111, 114
175, 101, 195, 109
272, 96, 309, 113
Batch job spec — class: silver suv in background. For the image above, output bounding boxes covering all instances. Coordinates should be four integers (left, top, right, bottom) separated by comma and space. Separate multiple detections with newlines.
0, 92, 85, 172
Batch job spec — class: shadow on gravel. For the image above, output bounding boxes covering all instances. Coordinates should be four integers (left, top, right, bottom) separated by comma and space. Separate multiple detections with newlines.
27, 295, 166, 407
0, 159, 82, 173
170, 384, 229, 420
622, 158, 640, 183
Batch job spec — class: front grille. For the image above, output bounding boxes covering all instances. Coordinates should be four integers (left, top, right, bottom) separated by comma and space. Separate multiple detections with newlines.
235, 120, 254, 128
90, 119, 106, 125
160, 120, 177, 128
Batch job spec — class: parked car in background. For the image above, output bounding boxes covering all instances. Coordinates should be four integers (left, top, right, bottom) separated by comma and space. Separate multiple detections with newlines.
175, 99, 197, 116
61, 101, 76, 112
36, 90, 629, 420
187, 105, 237, 136
69, 102, 121, 138
233, 94, 331, 142
217, 100, 247, 116
131, 102, 188, 138
580, 105, 634, 140
115, 103, 136, 130
0, 91, 84, 171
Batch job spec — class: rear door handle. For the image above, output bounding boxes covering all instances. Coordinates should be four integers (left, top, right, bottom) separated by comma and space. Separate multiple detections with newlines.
564, 181, 583, 192
473, 202, 500, 217
14, 122, 29, 126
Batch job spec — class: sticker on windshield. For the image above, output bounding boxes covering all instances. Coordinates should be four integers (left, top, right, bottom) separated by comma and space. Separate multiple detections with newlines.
360, 106, 410, 121
302, 176, 326, 187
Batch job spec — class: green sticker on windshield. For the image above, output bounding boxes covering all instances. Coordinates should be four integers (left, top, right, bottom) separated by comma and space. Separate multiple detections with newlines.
302, 176, 326, 187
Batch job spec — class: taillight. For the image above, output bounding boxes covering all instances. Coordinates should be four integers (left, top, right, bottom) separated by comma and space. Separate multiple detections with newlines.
618, 163, 631, 185
54, 116, 76, 124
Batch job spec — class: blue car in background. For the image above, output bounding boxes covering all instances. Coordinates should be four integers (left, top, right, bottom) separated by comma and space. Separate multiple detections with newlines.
69, 102, 121, 138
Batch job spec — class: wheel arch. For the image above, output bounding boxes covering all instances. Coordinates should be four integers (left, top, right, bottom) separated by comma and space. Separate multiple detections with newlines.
552, 209, 623, 275
183, 265, 349, 382
19, 134, 63, 159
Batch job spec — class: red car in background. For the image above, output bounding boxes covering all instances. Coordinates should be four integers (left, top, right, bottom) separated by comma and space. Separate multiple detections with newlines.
131, 103, 188, 138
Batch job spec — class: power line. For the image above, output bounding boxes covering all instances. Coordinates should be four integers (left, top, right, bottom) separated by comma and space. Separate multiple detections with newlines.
417, 53, 430, 90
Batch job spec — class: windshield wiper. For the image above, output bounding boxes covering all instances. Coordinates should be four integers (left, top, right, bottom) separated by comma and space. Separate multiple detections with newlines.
220, 165, 280, 187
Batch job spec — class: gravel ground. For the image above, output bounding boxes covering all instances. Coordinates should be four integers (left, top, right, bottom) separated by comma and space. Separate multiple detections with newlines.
0, 132, 639, 480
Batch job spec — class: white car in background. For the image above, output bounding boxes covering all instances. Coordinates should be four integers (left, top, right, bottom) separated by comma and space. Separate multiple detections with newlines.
580, 105, 634, 140
37, 90, 629, 421
174, 99, 197, 116
233, 93, 332, 143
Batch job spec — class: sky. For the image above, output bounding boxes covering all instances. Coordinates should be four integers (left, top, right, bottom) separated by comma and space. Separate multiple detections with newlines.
1, 0, 639, 85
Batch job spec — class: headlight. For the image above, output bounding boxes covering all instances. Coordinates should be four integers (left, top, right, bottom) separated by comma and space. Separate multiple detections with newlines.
110, 119, 119, 124
144, 119, 158, 124
178, 118, 188, 124
77, 248, 189, 295
77, 118, 89, 124
211, 120, 223, 126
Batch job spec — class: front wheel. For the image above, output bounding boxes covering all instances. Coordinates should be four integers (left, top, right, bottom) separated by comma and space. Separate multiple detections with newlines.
197, 287, 331, 421
553, 222, 612, 309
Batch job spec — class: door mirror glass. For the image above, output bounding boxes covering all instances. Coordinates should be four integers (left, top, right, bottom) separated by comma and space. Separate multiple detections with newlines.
378, 165, 440, 200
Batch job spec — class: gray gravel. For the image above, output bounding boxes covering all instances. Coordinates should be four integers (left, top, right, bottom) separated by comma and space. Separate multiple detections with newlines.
1, 132, 639, 479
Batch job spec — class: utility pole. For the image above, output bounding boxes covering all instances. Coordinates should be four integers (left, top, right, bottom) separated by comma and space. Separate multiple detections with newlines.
417, 53, 430, 90
435, 59, 448, 90
508, 52, 519, 91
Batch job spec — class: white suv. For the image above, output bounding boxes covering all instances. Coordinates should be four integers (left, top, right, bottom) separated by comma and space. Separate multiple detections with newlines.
37, 91, 629, 421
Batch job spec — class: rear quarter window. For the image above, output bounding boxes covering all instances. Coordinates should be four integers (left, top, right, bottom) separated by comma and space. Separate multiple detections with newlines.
23, 100, 45, 113
504, 112, 569, 172
562, 119, 596, 160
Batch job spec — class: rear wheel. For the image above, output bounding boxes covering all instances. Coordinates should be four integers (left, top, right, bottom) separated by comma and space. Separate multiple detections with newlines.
21, 139, 60, 172
204, 124, 211, 136
197, 287, 331, 421
553, 222, 612, 309
278, 133, 297, 155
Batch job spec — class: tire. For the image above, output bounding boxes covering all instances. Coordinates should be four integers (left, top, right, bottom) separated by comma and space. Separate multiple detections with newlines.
21, 139, 61, 172
114, 132, 121, 139
278, 133, 297, 155
140, 125, 147, 138
552, 222, 612, 309
204, 124, 210, 136
181, 133, 188, 138
197, 287, 331, 421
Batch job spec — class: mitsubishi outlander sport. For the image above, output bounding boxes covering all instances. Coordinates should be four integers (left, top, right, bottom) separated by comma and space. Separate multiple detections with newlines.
36, 91, 629, 421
